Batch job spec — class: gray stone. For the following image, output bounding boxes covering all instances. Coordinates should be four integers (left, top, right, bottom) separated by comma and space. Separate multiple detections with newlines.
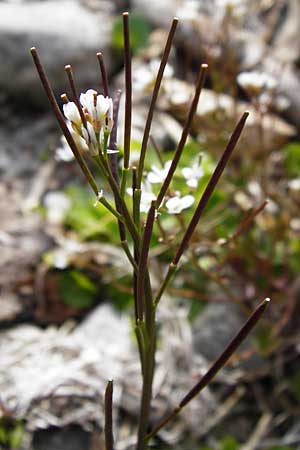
0, 1, 112, 106
32, 426, 91, 450
192, 302, 264, 371
279, 66, 300, 127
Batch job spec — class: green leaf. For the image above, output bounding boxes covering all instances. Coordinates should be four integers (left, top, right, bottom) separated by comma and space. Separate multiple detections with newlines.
9, 422, 24, 449
283, 142, 300, 177
270, 447, 295, 450
291, 373, 300, 402
112, 14, 151, 54
0, 425, 8, 444
64, 185, 118, 241
59, 270, 97, 309
254, 324, 274, 353
220, 436, 239, 450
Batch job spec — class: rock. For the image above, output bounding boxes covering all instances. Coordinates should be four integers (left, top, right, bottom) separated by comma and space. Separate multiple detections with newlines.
132, 0, 174, 27
0, 1, 113, 107
32, 426, 91, 450
0, 304, 131, 429
278, 66, 300, 127
0, 112, 58, 294
192, 302, 264, 372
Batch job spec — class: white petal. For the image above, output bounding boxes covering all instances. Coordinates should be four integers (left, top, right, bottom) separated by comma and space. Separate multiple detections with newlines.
147, 172, 163, 184
182, 167, 193, 179
186, 178, 198, 188
63, 102, 81, 125
180, 195, 195, 209
166, 195, 194, 214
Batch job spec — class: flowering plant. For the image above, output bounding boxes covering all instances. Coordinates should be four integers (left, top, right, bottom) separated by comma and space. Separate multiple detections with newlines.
31, 12, 269, 450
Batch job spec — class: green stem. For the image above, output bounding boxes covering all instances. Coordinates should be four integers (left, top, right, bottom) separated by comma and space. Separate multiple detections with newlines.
120, 167, 129, 197
121, 240, 138, 272
98, 196, 124, 222
136, 300, 156, 450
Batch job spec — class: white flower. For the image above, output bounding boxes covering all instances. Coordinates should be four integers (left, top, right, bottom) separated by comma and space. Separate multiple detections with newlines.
182, 159, 203, 188
97, 95, 113, 133
147, 160, 172, 184
237, 72, 277, 96
44, 191, 71, 224
288, 178, 300, 191
80, 89, 99, 129
80, 90, 114, 134
82, 122, 98, 156
165, 194, 195, 214
62, 89, 114, 156
63, 102, 81, 128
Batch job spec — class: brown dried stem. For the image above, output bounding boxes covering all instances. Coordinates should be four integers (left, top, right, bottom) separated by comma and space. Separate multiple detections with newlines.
104, 380, 114, 450
65, 64, 87, 128
137, 17, 178, 188
223, 199, 268, 246
122, 12, 132, 170
155, 112, 249, 306
97, 52, 109, 97
172, 111, 249, 265
156, 64, 208, 207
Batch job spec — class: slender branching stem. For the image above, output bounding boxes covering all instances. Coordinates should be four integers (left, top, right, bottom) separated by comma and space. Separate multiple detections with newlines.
122, 12, 132, 192
65, 64, 88, 128
132, 167, 140, 323
136, 284, 156, 450
109, 90, 127, 242
30, 47, 99, 196
172, 111, 249, 265
135, 323, 146, 376
155, 263, 177, 307
156, 64, 208, 207
97, 52, 109, 96
155, 111, 249, 305
136, 202, 156, 321
98, 196, 125, 222
136, 17, 179, 189
147, 298, 270, 441
104, 380, 114, 450
224, 199, 268, 245
149, 135, 164, 167
121, 241, 138, 272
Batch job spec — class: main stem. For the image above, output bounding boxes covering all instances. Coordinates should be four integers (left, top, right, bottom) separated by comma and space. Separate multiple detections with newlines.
136, 275, 156, 450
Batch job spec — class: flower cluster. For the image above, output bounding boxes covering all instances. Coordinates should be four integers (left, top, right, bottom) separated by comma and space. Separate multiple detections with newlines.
63, 89, 114, 156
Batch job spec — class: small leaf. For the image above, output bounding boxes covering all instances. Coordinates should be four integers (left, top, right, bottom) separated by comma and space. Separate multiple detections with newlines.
112, 14, 151, 54
9, 422, 24, 449
283, 142, 300, 177
221, 436, 239, 450
59, 270, 97, 309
